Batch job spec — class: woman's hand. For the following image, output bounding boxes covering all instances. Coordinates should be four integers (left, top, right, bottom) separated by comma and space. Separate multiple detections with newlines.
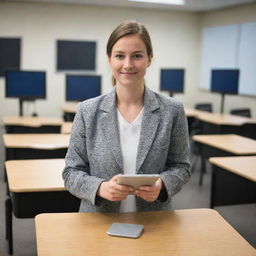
97, 175, 134, 201
134, 178, 163, 202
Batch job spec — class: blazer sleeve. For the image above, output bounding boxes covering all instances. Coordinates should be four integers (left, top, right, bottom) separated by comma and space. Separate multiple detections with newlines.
159, 103, 191, 202
62, 103, 105, 206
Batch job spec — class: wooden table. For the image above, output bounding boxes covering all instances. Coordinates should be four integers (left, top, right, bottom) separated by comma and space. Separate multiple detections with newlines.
35, 209, 256, 256
3, 133, 70, 160
60, 103, 78, 121
195, 112, 256, 139
3, 116, 63, 133
5, 159, 80, 254
192, 134, 256, 185
209, 156, 256, 208
61, 122, 73, 134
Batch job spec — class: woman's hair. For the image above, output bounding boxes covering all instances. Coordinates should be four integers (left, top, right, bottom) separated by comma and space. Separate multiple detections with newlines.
106, 21, 153, 85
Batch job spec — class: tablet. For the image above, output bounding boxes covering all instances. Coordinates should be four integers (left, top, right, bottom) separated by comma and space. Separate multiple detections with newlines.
116, 174, 160, 189
107, 223, 144, 238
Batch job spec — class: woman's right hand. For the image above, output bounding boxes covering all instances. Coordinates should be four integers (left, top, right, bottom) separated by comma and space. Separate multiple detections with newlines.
97, 175, 134, 201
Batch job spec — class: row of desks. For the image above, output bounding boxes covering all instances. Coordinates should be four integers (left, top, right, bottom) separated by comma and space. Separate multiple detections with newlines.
2, 132, 256, 254
3, 116, 72, 134
4, 157, 256, 255
2, 109, 256, 254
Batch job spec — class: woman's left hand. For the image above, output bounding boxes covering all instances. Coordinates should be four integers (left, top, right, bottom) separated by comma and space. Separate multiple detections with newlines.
134, 178, 163, 202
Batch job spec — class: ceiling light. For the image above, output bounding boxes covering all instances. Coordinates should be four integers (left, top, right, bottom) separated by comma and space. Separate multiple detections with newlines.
129, 0, 185, 5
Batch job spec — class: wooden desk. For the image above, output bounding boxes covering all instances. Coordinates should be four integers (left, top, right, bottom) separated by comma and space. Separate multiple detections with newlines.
35, 209, 256, 256
3, 133, 70, 160
61, 103, 78, 121
195, 112, 256, 139
193, 134, 256, 156
209, 156, 256, 208
61, 122, 73, 134
192, 134, 256, 185
3, 116, 63, 133
5, 159, 80, 254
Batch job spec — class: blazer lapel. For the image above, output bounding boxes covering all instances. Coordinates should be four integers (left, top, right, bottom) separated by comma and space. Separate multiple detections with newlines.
136, 88, 160, 172
100, 89, 123, 171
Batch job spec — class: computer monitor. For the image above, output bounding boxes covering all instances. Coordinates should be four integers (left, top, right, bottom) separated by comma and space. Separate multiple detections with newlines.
6, 70, 46, 99
211, 69, 239, 113
160, 69, 184, 97
211, 69, 239, 94
5, 70, 46, 116
66, 74, 101, 101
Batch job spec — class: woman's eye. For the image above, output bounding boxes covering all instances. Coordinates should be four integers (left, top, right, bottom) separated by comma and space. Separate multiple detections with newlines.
133, 54, 143, 59
115, 54, 124, 59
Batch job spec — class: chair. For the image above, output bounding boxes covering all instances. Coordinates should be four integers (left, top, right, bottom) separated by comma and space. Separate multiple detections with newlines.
190, 103, 213, 185
195, 103, 213, 112
230, 108, 251, 118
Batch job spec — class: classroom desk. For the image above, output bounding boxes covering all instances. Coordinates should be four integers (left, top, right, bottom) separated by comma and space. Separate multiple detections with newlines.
61, 121, 73, 134
35, 209, 256, 256
60, 103, 78, 121
3, 133, 70, 160
3, 116, 63, 133
5, 159, 80, 254
192, 134, 256, 185
209, 156, 256, 208
195, 112, 256, 139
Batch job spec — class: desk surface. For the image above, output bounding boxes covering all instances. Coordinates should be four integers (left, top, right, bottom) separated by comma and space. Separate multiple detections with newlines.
60, 103, 79, 113
195, 112, 256, 125
35, 209, 256, 256
184, 107, 208, 117
209, 156, 256, 182
5, 159, 66, 192
3, 134, 70, 149
61, 122, 73, 134
3, 116, 63, 127
193, 134, 256, 155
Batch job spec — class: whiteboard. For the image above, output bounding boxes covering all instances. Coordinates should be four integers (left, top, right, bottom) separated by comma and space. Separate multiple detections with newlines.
200, 22, 256, 96
238, 22, 256, 96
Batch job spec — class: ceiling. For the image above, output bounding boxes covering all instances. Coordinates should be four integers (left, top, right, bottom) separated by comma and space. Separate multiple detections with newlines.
3, 0, 256, 12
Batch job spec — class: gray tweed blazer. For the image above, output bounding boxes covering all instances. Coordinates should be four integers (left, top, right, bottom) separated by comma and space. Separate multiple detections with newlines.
63, 87, 190, 213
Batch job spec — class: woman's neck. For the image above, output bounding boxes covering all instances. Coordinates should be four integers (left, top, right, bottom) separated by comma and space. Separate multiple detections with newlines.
116, 84, 144, 107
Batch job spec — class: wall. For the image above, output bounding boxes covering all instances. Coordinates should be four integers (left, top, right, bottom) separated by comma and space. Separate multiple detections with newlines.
199, 3, 256, 115
0, 2, 200, 121
0, 2, 255, 121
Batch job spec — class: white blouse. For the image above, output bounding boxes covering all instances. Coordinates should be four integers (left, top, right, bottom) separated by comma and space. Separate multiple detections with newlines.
117, 107, 144, 213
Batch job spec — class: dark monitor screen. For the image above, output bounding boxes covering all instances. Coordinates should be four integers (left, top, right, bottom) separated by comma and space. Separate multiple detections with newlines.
66, 75, 101, 101
5, 70, 46, 99
160, 69, 184, 93
57, 40, 96, 71
211, 69, 239, 94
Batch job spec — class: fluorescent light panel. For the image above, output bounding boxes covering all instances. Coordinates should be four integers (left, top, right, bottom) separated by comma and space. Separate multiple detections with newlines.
129, 0, 185, 5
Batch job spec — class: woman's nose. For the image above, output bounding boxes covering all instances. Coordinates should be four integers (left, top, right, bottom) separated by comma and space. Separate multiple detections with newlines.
123, 57, 134, 69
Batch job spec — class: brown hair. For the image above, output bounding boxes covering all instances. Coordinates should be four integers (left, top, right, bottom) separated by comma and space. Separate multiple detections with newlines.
106, 21, 153, 85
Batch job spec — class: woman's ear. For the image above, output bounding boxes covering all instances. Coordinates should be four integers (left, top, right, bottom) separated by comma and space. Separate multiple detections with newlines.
147, 55, 153, 67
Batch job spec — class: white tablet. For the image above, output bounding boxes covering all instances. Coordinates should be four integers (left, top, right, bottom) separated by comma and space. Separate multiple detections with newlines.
116, 174, 160, 189
107, 222, 144, 238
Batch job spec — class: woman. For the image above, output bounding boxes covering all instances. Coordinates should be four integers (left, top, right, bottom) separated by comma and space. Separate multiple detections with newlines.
63, 21, 190, 213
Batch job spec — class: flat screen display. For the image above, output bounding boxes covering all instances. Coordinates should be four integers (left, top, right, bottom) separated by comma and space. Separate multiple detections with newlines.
57, 40, 96, 71
211, 69, 239, 94
5, 70, 46, 99
160, 69, 184, 93
66, 74, 101, 101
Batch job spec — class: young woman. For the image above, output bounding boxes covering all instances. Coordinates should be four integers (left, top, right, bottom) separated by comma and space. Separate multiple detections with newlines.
63, 21, 190, 213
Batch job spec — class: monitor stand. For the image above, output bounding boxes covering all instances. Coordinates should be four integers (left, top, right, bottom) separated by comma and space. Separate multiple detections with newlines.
220, 93, 225, 114
19, 98, 38, 117
19, 98, 25, 117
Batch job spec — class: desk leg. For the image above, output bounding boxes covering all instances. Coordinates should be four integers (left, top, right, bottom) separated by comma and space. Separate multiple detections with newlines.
199, 155, 206, 186
5, 197, 13, 255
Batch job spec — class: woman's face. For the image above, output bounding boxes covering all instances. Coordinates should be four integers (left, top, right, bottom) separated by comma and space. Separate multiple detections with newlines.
108, 34, 152, 88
